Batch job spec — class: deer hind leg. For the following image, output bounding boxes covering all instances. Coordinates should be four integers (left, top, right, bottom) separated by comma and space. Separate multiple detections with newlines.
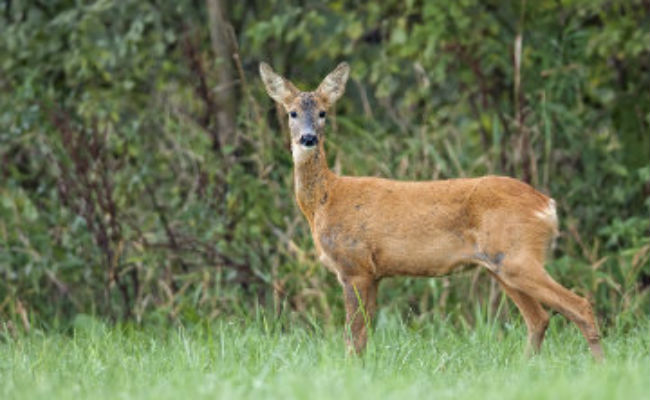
498, 260, 603, 361
341, 275, 379, 355
491, 274, 549, 356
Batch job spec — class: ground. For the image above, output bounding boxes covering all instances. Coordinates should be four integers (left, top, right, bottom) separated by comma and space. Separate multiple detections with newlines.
1, 313, 648, 400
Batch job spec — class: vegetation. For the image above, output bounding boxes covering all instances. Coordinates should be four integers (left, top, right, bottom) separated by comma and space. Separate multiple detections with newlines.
1, 2, 648, 398
0, 0, 648, 344
1, 314, 649, 399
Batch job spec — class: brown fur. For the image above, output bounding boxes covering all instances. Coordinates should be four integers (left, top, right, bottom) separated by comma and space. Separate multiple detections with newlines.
259, 62, 603, 360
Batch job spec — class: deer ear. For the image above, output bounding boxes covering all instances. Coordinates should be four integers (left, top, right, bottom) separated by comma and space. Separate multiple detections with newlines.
316, 62, 350, 105
259, 63, 298, 107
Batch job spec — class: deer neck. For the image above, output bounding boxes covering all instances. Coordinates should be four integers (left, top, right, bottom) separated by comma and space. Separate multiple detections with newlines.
292, 142, 332, 223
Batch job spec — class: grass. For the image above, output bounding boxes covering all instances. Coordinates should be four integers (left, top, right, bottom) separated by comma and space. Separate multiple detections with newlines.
1, 312, 648, 400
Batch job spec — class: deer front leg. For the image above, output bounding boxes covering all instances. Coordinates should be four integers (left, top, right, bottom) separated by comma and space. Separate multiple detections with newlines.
342, 275, 378, 354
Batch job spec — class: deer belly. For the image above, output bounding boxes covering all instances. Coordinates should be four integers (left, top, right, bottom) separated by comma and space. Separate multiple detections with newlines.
375, 231, 473, 277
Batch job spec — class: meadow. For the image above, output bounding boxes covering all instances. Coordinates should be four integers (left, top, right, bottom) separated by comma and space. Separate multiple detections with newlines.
2, 312, 648, 400
1, 2, 648, 399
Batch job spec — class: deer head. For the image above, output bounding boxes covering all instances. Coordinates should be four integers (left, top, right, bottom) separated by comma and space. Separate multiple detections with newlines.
259, 62, 350, 162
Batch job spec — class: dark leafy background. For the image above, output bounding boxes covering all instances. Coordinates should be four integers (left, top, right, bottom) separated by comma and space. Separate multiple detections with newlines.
0, 0, 648, 332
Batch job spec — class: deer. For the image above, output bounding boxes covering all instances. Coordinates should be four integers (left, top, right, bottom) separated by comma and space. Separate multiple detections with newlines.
259, 61, 604, 361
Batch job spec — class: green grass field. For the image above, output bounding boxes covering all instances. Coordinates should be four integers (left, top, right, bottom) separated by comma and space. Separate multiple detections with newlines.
1, 313, 648, 400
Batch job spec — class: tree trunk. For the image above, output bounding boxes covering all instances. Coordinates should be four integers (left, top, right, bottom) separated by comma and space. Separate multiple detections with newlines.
206, 0, 237, 152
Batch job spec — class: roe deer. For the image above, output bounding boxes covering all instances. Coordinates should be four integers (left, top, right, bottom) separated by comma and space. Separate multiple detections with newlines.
259, 62, 603, 360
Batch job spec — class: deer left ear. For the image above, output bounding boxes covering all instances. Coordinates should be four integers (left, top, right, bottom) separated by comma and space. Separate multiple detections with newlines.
316, 62, 350, 105
259, 62, 299, 107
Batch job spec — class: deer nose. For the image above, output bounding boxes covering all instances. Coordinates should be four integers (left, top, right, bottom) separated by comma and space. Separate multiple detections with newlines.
299, 134, 318, 147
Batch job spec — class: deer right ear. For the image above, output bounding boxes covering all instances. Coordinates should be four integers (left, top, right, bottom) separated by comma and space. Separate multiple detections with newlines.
259, 63, 298, 107
316, 62, 350, 105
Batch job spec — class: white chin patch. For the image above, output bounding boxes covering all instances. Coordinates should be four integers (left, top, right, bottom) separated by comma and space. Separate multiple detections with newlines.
291, 143, 316, 163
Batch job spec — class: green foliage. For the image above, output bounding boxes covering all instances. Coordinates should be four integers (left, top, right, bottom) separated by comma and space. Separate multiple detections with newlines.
0, 0, 648, 330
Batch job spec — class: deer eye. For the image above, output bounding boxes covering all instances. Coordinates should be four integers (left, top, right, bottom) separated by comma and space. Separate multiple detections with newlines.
289, 111, 297, 118
318, 111, 326, 118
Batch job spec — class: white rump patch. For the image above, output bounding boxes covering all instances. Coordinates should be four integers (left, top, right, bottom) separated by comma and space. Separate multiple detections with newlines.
534, 198, 558, 226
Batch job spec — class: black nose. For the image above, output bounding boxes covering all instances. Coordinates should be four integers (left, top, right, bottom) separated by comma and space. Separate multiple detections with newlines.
299, 134, 318, 147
